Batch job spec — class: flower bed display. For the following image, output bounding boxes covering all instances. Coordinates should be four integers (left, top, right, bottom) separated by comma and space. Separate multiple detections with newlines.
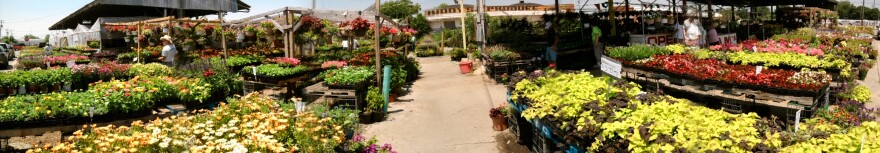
606, 44, 671, 61
0, 68, 72, 91
128, 63, 174, 77
44, 55, 90, 65
0, 76, 212, 126
509, 71, 880, 152
214, 55, 263, 71
321, 60, 348, 69
634, 54, 830, 96
267, 57, 301, 67
726, 51, 848, 70
70, 62, 132, 87
323, 66, 374, 89
28, 94, 396, 153
242, 64, 310, 81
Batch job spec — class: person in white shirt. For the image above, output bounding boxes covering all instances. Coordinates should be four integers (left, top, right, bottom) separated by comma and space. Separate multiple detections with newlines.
158, 35, 177, 67
342, 40, 350, 50
685, 18, 702, 47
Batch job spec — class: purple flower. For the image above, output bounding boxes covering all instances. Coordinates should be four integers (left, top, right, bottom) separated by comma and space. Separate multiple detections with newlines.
382, 144, 392, 150
364, 144, 378, 153
352, 134, 364, 142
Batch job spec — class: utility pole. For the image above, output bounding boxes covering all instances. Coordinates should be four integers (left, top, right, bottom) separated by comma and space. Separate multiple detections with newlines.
862, 0, 866, 26
0, 20, 4, 38
457, 0, 468, 61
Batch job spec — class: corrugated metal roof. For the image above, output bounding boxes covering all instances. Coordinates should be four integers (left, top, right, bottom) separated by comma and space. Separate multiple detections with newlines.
49, 0, 249, 30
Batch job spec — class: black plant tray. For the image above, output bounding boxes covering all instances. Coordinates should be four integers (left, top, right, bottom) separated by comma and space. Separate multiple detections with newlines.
326, 81, 368, 91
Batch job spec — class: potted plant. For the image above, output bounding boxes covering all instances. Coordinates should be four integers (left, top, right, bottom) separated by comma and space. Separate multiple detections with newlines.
858, 64, 869, 80
195, 25, 207, 36
450, 48, 466, 61
244, 25, 256, 37
489, 105, 508, 131
362, 86, 386, 124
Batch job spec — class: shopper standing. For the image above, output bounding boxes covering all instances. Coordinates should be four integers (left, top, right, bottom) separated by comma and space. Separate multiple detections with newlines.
591, 20, 603, 69
43, 44, 53, 56
685, 18, 702, 47
158, 35, 177, 67
545, 29, 559, 68
674, 18, 685, 44
707, 23, 721, 46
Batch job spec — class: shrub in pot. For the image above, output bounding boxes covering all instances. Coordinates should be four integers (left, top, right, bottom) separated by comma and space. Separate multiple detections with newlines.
363, 86, 385, 123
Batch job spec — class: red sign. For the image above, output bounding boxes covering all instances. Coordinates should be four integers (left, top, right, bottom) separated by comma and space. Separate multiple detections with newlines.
631, 34, 675, 46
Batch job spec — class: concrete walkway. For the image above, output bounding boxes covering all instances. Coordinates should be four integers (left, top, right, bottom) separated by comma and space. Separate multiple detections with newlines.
860, 41, 880, 109
363, 56, 528, 153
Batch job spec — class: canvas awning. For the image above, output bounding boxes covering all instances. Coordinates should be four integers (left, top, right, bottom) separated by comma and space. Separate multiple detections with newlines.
49, 0, 250, 30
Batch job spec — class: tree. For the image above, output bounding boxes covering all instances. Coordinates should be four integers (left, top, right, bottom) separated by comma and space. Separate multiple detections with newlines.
380, 0, 421, 20
1, 36, 17, 44
835, 1, 880, 19
410, 13, 431, 38
44, 34, 50, 42
435, 3, 449, 9
24, 34, 39, 40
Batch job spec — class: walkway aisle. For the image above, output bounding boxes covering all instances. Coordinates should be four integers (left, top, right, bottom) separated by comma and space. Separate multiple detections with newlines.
862, 41, 880, 109
363, 56, 522, 153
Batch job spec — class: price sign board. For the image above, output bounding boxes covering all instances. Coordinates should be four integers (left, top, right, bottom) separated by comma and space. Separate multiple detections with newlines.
601, 55, 622, 79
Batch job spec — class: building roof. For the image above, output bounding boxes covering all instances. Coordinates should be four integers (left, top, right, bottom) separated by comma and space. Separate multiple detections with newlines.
49, 0, 250, 30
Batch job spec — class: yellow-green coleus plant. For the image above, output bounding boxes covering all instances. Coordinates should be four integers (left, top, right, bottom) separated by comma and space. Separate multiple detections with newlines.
593, 99, 782, 153
515, 72, 641, 130
782, 121, 880, 152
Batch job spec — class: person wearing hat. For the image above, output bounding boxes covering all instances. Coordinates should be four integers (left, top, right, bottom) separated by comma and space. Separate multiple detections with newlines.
44, 44, 53, 56
158, 35, 177, 67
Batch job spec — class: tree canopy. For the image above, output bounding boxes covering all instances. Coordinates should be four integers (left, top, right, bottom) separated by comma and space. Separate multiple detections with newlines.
24, 34, 40, 40
835, 1, 880, 20
380, 0, 421, 20
410, 13, 431, 38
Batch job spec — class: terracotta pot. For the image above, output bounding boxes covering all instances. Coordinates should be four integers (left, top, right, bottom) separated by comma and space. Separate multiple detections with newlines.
491, 116, 509, 131
389, 94, 398, 102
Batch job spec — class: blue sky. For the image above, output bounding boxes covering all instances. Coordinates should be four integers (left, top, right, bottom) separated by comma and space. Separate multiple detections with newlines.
0, 0, 585, 39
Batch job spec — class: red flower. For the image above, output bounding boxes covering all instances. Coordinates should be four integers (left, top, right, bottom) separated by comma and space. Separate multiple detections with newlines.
203, 69, 216, 77
124, 92, 131, 97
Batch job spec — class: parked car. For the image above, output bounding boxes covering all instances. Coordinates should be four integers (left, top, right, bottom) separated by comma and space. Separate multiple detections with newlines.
0, 43, 13, 59
0, 47, 9, 69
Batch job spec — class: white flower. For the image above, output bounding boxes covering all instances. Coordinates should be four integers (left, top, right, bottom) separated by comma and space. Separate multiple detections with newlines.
159, 141, 169, 148
173, 139, 184, 146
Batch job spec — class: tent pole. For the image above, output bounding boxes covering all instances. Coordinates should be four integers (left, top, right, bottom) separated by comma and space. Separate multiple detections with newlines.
220, 12, 227, 61
137, 22, 142, 64
375, 0, 382, 85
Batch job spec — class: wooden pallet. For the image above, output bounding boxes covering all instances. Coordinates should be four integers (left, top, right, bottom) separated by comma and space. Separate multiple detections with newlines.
303, 82, 359, 97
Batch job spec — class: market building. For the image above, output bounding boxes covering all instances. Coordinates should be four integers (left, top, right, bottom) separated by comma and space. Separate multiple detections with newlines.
424, 1, 574, 31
